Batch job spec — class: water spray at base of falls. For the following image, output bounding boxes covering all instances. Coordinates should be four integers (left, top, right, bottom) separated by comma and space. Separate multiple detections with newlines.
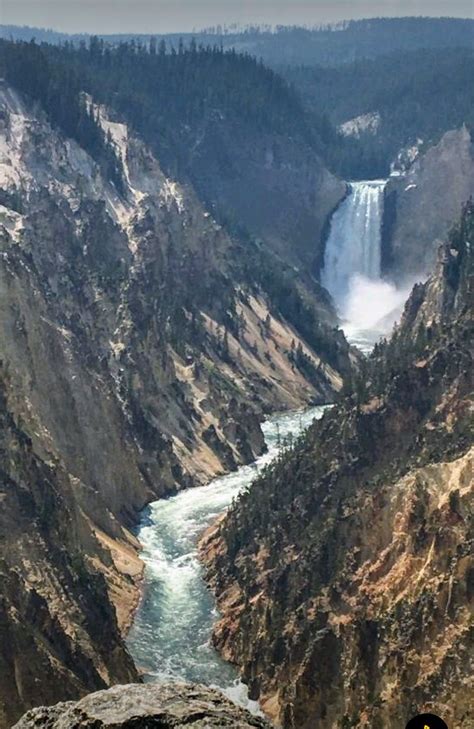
322, 179, 412, 351
342, 274, 413, 351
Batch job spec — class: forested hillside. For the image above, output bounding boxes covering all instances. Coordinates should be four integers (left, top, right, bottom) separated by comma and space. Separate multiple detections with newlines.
285, 47, 474, 178
0, 37, 346, 268
0, 38, 315, 169
2, 34, 472, 182
201, 203, 474, 728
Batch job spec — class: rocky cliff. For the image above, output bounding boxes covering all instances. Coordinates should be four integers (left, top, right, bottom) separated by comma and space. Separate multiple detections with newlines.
201, 204, 474, 728
0, 81, 351, 727
383, 126, 474, 282
12, 683, 272, 728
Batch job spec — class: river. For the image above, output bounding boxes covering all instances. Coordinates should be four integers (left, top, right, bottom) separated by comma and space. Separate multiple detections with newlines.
126, 405, 326, 711
126, 179, 404, 709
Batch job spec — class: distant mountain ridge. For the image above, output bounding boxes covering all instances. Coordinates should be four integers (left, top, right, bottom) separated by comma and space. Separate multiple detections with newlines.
1, 17, 473, 67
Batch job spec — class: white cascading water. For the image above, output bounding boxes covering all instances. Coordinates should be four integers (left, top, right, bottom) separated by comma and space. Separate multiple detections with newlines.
322, 180, 410, 351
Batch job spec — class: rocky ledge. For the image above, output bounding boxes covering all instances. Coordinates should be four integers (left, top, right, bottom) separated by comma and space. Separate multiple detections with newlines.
12, 684, 272, 729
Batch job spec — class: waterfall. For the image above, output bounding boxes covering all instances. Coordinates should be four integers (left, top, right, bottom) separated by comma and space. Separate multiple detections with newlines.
322, 179, 410, 351
322, 180, 386, 304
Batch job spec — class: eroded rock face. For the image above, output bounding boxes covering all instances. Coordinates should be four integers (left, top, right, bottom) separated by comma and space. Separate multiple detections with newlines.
383, 126, 474, 282
0, 82, 350, 726
12, 684, 272, 728
201, 205, 474, 728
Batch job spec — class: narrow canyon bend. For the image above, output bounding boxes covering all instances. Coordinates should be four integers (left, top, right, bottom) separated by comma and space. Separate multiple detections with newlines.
127, 407, 326, 710
126, 175, 408, 702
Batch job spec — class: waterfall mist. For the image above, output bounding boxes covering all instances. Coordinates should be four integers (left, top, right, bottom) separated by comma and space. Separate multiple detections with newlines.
322, 179, 410, 351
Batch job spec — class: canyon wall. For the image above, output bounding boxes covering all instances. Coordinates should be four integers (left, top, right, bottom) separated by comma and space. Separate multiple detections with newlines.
182, 118, 346, 272
201, 203, 474, 729
383, 126, 474, 282
0, 83, 350, 727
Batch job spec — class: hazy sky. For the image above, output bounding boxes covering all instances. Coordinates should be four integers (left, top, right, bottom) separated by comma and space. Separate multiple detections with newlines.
1, 0, 473, 35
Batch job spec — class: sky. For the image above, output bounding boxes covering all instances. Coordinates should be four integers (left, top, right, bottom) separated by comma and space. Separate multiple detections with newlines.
1, 0, 473, 35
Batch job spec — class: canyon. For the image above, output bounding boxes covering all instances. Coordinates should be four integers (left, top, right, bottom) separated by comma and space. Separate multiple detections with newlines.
0, 27, 473, 729
0, 77, 349, 727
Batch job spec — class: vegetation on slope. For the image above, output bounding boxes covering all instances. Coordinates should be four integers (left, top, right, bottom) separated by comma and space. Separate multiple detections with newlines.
0, 38, 347, 269
2, 18, 473, 181
203, 203, 474, 728
285, 47, 474, 178
0, 40, 126, 192
4, 35, 472, 183
223, 203, 473, 560
0, 38, 353, 369
0, 38, 320, 174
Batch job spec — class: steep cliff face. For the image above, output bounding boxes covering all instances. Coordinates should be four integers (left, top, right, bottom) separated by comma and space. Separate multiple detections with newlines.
0, 39, 347, 277
12, 683, 272, 728
0, 82, 350, 726
201, 205, 474, 728
181, 118, 346, 271
0, 380, 139, 728
383, 126, 474, 282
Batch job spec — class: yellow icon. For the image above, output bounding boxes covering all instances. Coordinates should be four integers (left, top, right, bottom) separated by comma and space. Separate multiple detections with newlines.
424, 726, 430, 729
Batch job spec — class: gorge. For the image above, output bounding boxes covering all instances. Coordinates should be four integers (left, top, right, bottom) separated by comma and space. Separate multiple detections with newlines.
127, 407, 326, 712
125, 175, 418, 715
0, 68, 348, 727
0, 19, 473, 729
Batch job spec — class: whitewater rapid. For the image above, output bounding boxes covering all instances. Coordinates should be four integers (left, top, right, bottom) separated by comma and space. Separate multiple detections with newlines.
322, 180, 411, 351
127, 405, 325, 712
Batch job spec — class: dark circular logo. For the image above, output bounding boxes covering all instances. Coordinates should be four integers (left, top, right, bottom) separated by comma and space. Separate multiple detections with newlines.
406, 714, 448, 729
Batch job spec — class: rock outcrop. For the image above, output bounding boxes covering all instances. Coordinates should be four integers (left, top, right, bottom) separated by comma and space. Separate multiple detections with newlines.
201, 204, 474, 728
0, 81, 350, 726
12, 683, 272, 728
383, 126, 474, 282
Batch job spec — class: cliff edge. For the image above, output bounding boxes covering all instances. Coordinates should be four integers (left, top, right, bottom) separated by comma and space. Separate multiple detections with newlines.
12, 684, 272, 728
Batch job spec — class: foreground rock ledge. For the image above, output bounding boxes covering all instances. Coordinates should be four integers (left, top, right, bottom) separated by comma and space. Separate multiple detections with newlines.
12, 683, 272, 728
